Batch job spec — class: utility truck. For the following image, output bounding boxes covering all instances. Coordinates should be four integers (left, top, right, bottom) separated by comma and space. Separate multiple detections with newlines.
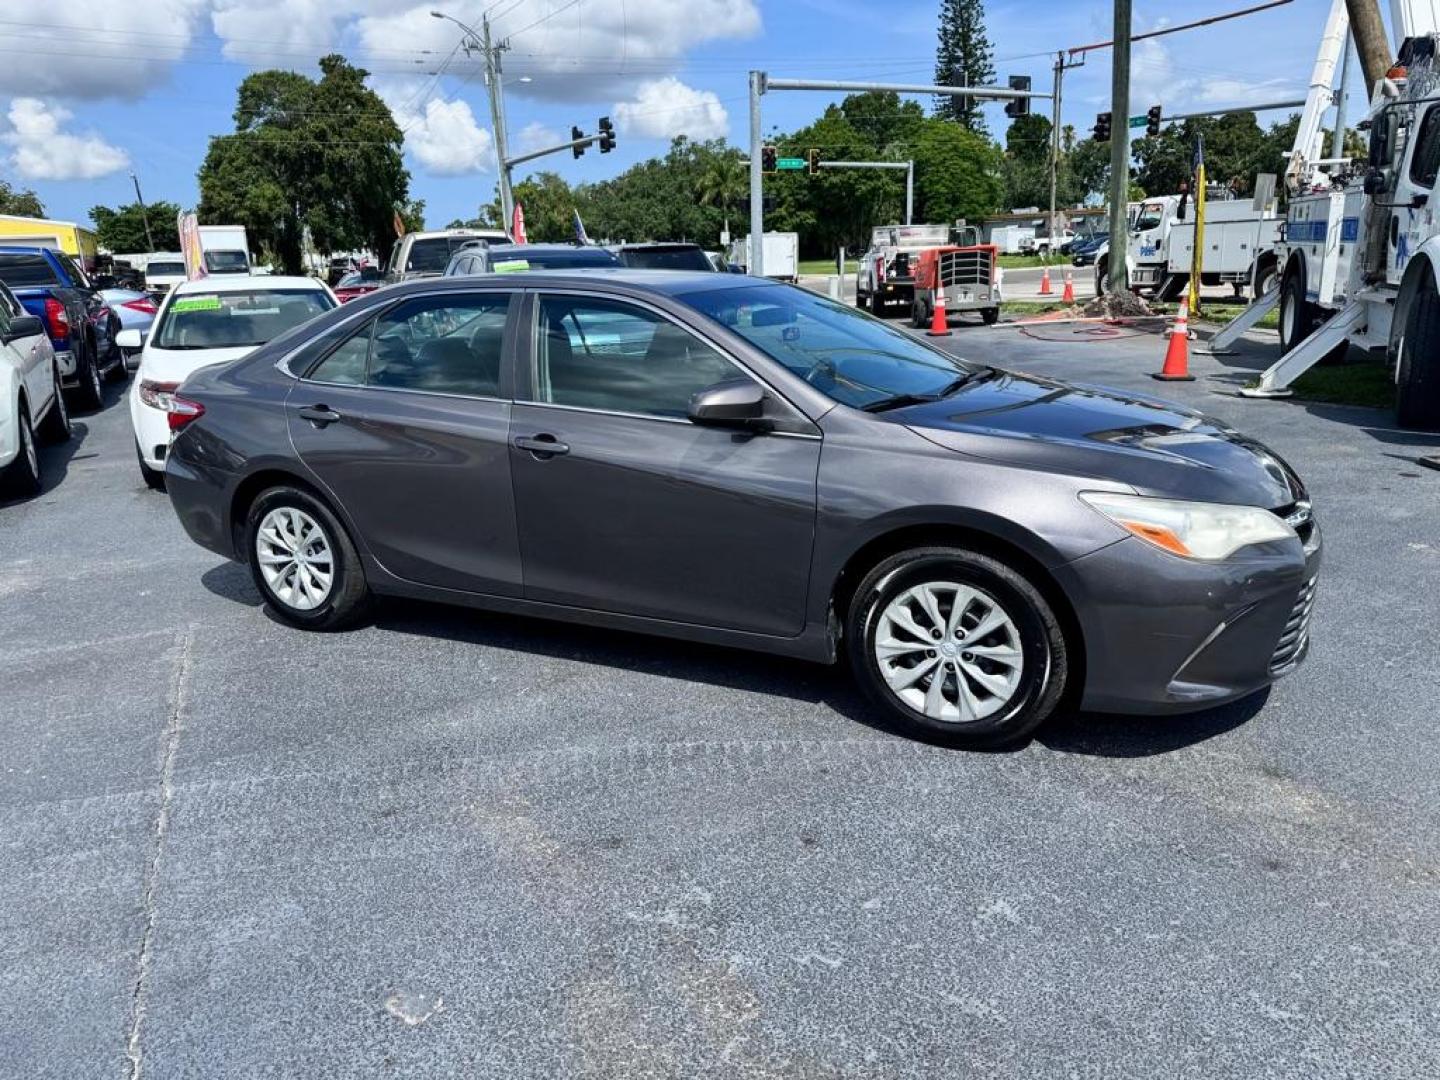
1209, 0, 1440, 429
1098, 192, 1282, 301
855, 223, 952, 315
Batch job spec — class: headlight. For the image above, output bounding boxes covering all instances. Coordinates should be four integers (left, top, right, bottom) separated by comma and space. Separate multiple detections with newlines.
1080, 492, 1296, 560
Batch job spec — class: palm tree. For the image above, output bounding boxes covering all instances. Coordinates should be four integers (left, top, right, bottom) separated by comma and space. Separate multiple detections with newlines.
696, 152, 747, 240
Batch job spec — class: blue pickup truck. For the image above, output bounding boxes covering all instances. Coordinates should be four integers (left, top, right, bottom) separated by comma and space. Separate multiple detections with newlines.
0, 245, 123, 411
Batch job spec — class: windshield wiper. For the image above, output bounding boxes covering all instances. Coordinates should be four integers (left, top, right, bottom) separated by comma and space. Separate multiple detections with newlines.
861, 372, 982, 413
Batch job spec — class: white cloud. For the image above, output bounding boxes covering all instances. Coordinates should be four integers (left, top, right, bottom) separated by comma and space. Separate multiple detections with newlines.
614, 77, 728, 141
516, 122, 563, 155
0, 0, 207, 100
392, 96, 495, 176
209, 0, 351, 66
3, 99, 129, 180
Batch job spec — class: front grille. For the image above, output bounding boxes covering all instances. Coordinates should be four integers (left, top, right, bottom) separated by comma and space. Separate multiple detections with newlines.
937, 249, 994, 288
1270, 577, 1317, 675
1275, 499, 1316, 548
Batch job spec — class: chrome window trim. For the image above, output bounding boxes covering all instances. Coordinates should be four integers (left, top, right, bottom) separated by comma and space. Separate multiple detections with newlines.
515, 398, 821, 438
524, 287, 819, 433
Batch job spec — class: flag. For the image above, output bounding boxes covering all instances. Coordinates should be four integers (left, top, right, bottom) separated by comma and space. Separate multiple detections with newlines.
392, 206, 406, 239
512, 201, 528, 245
573, 209, 590, 246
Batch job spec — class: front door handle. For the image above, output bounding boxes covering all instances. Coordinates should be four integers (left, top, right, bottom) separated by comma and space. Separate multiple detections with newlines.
299, 404, 341, 427
514, 433, 569, 458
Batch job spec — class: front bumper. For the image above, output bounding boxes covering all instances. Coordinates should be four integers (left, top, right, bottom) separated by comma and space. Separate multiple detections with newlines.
1056, 524, 1322, 715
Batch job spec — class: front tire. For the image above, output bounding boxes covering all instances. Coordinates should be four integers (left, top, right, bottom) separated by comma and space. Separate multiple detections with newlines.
37, 367, 72, 444
1396, 278, 1440, 431
846, 547, 1067, 749
1, 403, 41, 499
245, 485, 370, 630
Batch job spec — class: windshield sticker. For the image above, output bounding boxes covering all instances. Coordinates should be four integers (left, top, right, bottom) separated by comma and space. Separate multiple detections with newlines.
492, 259, 530, 274
171, 296, 221, 312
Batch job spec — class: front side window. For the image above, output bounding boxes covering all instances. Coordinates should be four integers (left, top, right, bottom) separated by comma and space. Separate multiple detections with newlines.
310, 293, 510, 397
1410, 104, 1440, 188
681, 284, 973, 410
153, 288, 333, 350
533, 295, 741, 417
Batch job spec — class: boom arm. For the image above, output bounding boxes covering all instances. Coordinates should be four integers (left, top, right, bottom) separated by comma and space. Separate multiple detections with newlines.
1286, 0, 1351, 193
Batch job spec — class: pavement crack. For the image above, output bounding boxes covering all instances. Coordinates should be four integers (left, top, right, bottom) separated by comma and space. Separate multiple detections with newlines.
123, 626, 195, 1080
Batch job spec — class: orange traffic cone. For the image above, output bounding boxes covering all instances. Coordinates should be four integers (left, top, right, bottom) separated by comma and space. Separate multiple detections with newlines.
1061, 267, 1075, 304
1038, 265, 1053, 295
1153, 300, 1195, 381
926, 289, 952, 337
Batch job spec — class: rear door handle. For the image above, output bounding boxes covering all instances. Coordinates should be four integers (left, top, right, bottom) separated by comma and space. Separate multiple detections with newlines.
299, 404, 341, 427
514, 433, 569, 458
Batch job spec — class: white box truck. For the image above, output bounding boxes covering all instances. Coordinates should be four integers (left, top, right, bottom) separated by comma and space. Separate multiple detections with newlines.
198, 225, 251, 275
730, 232, 799, 282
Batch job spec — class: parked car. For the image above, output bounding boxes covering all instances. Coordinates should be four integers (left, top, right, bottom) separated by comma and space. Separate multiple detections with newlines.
443, 242, 620, 276
326, 257, 358, 287
144, 255, 187, 295
612, 242, 715, 272
100, 288, 158, 369
384, 229, 509, 283
333, 269, 384, 304
125, 275, 335, 490
162, 271, 1320, 749
0, 244, 122, 411
1070, 233, 1109, 267
1, 280, 71, 498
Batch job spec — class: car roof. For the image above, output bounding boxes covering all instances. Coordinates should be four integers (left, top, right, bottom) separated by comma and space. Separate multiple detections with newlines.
0, 245, 54, 256
170, 275, 322, 294
379, 267, 768, 298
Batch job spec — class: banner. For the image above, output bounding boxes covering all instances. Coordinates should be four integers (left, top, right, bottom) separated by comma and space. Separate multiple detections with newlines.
178, 210, 206, 280
573, 209, 590, 246
512, 202, 527, 245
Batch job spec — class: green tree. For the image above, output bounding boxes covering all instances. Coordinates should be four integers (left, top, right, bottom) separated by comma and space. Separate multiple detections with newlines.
1002, 112, 1053, 209
933, 0, 994, 131
695, 149, 747, 236
198, 54, 410, 272
1068, 134, 1112, 203
0, 177, 44, 217
912, 116, 1004, 223
90, 201, 182, 253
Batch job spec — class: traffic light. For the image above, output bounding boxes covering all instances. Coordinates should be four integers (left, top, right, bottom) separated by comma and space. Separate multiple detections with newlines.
761, 145, 777, 174
1093, 111, 1111, 142
1146, 105, 1162, 138
1003, 75, 1031, 118
807, 147, 819, 175
571, 125, 586, 159
597, 116, 615, 153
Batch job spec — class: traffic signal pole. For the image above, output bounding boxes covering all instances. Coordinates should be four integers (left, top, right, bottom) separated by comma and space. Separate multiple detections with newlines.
747, 72, 1049, 278
1107, 0, 1132, 296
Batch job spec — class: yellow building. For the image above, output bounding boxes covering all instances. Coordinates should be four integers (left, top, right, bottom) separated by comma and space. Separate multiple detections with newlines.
0, 214, 100, 273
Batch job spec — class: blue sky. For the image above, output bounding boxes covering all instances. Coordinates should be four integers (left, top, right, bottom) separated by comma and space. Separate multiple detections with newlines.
2, 0, 1353, 235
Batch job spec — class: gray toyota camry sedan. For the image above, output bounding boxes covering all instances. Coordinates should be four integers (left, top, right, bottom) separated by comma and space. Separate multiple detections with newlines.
163, 270, 1319, 748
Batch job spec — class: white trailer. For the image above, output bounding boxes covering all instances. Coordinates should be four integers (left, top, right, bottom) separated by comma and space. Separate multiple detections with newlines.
729, 232, 798, 282
988, 226, 1035, 255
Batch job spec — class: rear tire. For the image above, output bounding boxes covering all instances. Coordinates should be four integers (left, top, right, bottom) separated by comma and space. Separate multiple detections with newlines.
869, 290, 885, 316
71, 340, 104, 412
1395, 278, 1440, 431
845, 546, 1067, 749
244, 485, 371, 631
981, 307, 1000, 325
1, 403, 41, 500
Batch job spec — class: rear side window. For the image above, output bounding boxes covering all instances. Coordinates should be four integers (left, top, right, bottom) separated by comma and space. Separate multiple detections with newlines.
1410, 104, 1440, 188
618, 247, 712, 271
0, 254, 58, 288
308, 293, 510, 398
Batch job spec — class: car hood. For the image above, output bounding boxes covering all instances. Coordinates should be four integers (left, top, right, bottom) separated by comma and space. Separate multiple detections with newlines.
138, 345, 256, 384
898, 368, 1305, 508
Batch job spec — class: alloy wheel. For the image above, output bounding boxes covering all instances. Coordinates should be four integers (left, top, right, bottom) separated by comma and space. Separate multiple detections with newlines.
873, 581, 1024, 723
255, 507, 334, 611
21, 412, 38, 480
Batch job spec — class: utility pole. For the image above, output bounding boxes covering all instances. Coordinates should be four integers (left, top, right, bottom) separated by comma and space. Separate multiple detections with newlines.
748, 71, 765, 278
1344, 0, 1391, 98
431, 10, 514, 229
1107, 0, 1132, 296
1049, 52, 1063, 255
129, 170, 155, 251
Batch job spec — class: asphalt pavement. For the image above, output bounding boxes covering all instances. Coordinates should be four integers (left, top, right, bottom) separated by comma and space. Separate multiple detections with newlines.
3, 322, 1439, 1078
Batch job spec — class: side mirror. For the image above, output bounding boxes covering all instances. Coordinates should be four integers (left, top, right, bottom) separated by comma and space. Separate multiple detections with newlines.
727, 263, 745, 274
688, 378, 768, 428
115, 328, 146, 350
1363, 167, 1387, 195
2, 314, 45, 342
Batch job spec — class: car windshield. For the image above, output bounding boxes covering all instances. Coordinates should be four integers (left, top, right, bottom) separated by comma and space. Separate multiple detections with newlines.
147, 261, 185, 277
0, 254, 59, 287
681, 284, 975, 410
153, 288, 333, 350
407, 238, 480, 274
204, 250, 248, 273
619, 247, 713, 271
1134, 205, 1166, 231
336, 273, 370, 288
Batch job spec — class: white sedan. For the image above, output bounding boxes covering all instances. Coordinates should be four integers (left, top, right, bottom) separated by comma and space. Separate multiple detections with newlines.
123, 275, 335, 489
1, 280, 71, 499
